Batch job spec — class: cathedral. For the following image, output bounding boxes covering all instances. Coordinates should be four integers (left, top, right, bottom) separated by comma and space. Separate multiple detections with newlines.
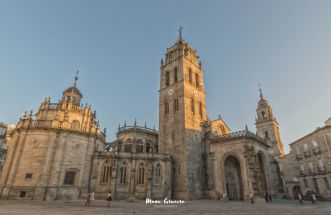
0, 31, 285, 201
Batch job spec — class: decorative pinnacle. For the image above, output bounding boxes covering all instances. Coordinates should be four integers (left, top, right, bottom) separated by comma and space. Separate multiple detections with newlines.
74, 70, 79, 88
178, 26, 183, 41
258, 83, 263, 99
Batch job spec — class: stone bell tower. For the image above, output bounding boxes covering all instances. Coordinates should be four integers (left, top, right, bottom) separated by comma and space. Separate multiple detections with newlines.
255, 86, 285, 158
159, 28, 207, 200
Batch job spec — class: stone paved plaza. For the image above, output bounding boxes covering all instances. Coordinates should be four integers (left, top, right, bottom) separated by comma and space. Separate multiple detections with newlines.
0, 199, 330, 215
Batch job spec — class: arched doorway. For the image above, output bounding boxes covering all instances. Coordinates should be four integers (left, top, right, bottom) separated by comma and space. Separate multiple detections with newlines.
293, 185, 301, 199
257, 153, 267, 194
223, 155, 243, 200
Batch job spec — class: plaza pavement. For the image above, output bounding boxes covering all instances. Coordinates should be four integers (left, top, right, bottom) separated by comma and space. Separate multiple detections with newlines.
0, 199, 330, 215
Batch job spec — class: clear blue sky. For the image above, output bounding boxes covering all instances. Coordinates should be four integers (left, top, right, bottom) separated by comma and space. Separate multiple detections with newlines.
0, 0, 331, 152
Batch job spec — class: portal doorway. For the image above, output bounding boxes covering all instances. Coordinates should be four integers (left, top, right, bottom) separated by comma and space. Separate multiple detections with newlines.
223, 155, 243, 200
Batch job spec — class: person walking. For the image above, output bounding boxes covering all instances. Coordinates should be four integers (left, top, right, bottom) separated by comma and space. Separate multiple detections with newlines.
223, 192, 228, 202
298, 193, 303, 205
268, 192, 272, 202
264, 192, 268, 202
311, 193, 317, 205
106, 191, 112, 208
85, 192, 91, 207
90, 191, 95, 207
250, 193, 254, 204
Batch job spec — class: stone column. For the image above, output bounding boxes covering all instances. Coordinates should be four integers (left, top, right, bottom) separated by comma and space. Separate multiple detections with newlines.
111, 155, 117, 199
147, 161, 153, 198
128, 157, 136, 201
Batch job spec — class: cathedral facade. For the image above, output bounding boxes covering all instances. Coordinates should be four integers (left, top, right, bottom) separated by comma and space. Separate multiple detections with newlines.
0, 32, 285, 201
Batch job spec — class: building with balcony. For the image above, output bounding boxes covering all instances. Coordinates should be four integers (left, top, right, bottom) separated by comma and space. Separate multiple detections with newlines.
283, 118, 331, 200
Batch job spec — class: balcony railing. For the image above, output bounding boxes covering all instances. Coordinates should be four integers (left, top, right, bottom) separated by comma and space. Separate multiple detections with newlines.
296, 154, 303, 160
313, 147, 321, 155
214, 129, 265, 143
317, 166, 327, 173
118, 123, 158, 134
304, 151, 311, 158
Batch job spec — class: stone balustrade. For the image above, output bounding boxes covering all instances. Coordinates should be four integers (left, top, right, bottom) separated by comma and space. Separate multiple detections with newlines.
212, 129, 266, 144
118, 124, 158, 134
16, 119, 105, 138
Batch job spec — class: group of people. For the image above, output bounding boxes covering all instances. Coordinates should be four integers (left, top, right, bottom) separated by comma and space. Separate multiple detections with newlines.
84, 191, 112, 208
264, 192, 272, 202
298, 192, 318, 205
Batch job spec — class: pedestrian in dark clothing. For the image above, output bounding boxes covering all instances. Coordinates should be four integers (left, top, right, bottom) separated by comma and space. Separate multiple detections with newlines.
106, 191, 112, 208
250, 193, 254, 204
85, 192, 91, 207
268, 192, 272, 202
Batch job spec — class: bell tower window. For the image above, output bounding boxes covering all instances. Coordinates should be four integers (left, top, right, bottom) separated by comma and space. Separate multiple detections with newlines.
264, 131, 269, 139
165, 71, 170, 86
189, 68, 193, 84
261, 111, 266, 119
174, 68, 178, 82
164, 101, 169, 115
195, 73, 200, 87
191, 98, 195, 114
199, 102, 203, 118
173, 99, 178, 112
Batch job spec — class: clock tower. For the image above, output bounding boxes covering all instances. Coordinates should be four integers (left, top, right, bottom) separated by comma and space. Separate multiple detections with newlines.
159, 28, 207, 200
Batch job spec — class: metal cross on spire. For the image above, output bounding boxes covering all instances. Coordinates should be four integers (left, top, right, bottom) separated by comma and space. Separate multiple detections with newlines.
178, 26, 183, 41
258, 83, 263, 99
74, 70, 79, 88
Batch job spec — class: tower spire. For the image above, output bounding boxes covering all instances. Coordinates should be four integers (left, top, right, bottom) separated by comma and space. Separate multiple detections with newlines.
258, 83, 263, 99
74, 70, 79, 88
178, 26, 183, 41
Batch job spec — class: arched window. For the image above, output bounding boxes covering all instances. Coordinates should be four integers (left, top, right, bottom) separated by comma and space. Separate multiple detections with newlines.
312, 140, 319, 149
199, 102, 203, 118
188, 68, 193, 84
191, 98, 195, 114
174, 67, 178, 82
101, 162, 112, 184
264, 131, 269, 139
165, 71, 170, 86
146, 142, 153, 153
120, 162, 127, 184
136, 139, 143, 153
155, 144, 158, 153
124, 139, 132, 153
195, 73, 200, 87
173, 98, 178, 112
64, 171, 76, 185
138, 163, 145, 184
71, 120, 80, 130
155, 163, 162, 185
164, 101, 169, 115
117, 141, 122, 152
72, 96, 77, 105
125, 138, 132, 143
261, 111, 266, 119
